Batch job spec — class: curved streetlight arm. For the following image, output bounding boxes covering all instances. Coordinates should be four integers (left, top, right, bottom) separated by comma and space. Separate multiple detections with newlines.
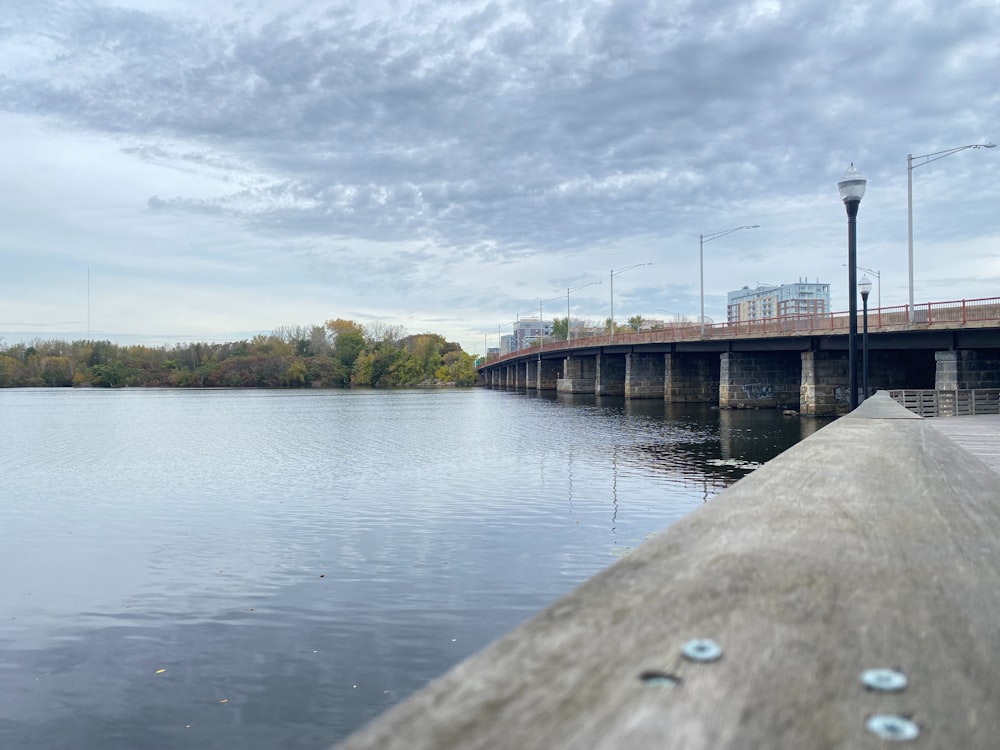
909, 143, 996, 170
611, 262, 653, 277
701, 225, 760, 244
907, 142, 995, 322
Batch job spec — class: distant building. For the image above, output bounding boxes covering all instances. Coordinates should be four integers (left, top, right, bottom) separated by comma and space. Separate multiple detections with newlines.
502, 318, 553, 353
727, 279, 830, 323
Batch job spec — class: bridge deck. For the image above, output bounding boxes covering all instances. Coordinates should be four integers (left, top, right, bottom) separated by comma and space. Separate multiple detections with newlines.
928, 415, 1000, 475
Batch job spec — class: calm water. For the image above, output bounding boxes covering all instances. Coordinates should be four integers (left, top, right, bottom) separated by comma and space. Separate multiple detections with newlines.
0, 388, 828, 749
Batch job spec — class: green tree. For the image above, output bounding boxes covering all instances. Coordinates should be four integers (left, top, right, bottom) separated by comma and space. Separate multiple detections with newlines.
327, 319, 367, 371
627, 315, 644, 331
551, 317, 569, 340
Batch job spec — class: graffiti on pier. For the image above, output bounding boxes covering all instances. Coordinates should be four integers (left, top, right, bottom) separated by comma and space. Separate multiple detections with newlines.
741, 382, 775, 401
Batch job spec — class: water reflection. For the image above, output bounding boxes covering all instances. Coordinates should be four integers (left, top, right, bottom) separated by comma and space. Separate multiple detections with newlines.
0, 388, 826, 750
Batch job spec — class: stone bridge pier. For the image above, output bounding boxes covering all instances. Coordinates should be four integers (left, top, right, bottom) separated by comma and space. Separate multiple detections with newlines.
596, 353, 626, 396
720, 351, 801, 410
558, 354, 597, 394
625, 352, 665, 399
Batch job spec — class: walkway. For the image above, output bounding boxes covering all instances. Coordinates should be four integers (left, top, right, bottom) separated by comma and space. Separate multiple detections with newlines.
928, 415, 1000, 476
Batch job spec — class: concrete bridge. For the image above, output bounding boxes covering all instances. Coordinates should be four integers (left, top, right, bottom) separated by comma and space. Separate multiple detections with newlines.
478, 297, 1000, 415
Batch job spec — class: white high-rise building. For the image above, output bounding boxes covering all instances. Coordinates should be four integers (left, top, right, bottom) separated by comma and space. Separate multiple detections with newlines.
727, 279, 830, 323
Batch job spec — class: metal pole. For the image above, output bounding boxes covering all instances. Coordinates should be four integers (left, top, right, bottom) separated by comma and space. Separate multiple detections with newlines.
566, 288, 571, 345
699, 234, 705, 337
861, 291, 870, 401
609, 269, 614, 342
846, 199, 860, 410
907, 153, 914, 324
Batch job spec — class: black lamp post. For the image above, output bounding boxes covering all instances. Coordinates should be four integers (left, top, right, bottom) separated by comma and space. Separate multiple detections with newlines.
859, 275, 872, 402
838, 164, 867, 411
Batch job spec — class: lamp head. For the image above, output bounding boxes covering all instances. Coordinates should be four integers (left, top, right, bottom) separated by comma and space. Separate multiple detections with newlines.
859, 275, 873, 298
838, 163, 867, 204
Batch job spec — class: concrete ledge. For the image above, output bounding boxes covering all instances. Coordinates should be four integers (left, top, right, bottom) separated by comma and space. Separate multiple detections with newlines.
333, 392, 1000, 749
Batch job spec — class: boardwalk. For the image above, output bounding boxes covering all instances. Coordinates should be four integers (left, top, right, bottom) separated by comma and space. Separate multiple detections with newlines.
928, 415, 1000, 476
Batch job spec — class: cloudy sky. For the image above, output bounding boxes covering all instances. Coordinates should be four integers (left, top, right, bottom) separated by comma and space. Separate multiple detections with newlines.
2, 0, 997, 354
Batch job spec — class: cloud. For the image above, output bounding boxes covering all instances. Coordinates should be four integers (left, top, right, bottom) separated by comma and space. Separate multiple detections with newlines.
1, 0, 998, 351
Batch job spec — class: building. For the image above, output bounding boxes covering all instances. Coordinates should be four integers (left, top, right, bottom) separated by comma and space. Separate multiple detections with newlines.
727, 279, 830, 323
501, 318, 553, 353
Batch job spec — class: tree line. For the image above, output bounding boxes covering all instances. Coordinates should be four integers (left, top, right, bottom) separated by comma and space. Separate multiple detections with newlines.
0, 319, 478, 389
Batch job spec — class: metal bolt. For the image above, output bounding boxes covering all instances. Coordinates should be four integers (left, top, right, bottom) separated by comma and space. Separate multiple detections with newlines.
866, 715, 919, 741
681, 639, 722, 662
640, 671, 679, 687
861, 668, 907, 692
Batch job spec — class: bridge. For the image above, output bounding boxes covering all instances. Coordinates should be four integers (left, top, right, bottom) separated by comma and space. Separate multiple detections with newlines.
477, 296, 1000, 415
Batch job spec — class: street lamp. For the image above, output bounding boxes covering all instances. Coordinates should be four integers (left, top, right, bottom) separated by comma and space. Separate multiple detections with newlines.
566, 281, 601, 345
859, 275, 872, 402
907, 142, 995, 322
842, 264, 880, 311
699, 225, 758, 336
838, 163, 867, 411
610, 263, 652, 342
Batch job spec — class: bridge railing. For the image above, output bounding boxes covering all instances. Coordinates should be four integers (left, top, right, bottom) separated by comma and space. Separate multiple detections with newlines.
484, 296, 1000, 368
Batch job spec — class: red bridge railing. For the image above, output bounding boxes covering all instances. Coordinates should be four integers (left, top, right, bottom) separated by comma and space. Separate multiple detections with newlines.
483, 296, 1000, 367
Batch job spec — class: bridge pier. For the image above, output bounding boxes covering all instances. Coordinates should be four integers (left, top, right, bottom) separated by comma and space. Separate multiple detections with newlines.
720, 351, 800, 409
625, 352, 665, 399
936, 349, 1000, 390
557, 354, 596, 394
799, 351, 848, 416
664, 352, 719, 403
596, 353, 626, 396
525, 360, 539, 389
538, 359, 560, 391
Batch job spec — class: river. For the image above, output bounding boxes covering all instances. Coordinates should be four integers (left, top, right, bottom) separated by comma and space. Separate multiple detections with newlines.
0, 387, 829, 749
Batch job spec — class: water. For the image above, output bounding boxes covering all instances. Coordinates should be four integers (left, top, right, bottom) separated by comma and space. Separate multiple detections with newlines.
0, 388, 827, 749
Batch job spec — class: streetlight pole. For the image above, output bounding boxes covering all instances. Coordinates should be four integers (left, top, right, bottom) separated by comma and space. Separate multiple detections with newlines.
699, 226, 759, 337
610, 263, 652, 342
907, 142, 995, 323
839, 163, 867, 411
859, 275, 872, 402
566, 281, 601, 345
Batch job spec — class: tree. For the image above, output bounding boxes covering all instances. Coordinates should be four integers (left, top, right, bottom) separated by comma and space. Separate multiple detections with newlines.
326, 319, 366, 371
627, 315, 644, 331
551, 317, 569, 340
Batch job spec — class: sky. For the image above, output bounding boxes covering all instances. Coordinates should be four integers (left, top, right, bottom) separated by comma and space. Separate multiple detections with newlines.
1, 0, 998, 355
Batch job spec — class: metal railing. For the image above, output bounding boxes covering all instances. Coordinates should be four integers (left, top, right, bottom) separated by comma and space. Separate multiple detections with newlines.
484, 296, 1000, 367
